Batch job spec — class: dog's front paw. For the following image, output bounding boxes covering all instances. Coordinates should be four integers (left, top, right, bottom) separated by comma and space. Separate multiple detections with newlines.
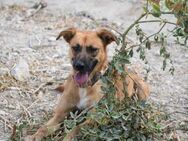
24, 135, 42, 141
63, 135, 73, 141
25, 126, 48, 141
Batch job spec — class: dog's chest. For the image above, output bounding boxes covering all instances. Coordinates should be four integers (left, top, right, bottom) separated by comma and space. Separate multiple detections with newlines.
76, 88, 89, 109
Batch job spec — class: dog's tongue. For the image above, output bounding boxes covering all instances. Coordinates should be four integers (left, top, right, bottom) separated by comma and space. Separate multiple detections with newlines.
74, 72, 88, 86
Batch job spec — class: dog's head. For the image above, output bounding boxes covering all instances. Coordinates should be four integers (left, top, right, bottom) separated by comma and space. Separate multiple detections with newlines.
56, 28, 116, 87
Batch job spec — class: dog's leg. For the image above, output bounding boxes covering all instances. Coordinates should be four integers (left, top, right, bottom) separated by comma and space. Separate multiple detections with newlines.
25, 92, 77, 141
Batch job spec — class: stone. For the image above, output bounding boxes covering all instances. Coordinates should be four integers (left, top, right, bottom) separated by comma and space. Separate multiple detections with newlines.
10, 58, 30, 82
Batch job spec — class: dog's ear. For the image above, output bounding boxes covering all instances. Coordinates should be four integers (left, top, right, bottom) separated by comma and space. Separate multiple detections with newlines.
56, 28, 76, 43
97, 28, 117, 46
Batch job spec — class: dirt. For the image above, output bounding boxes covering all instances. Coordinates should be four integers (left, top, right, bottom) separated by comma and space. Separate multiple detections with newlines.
0, 0, 187, 140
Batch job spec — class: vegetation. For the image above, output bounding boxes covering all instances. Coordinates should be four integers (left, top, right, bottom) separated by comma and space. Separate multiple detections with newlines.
63, 0, 188, 141
10, 0, 188, 140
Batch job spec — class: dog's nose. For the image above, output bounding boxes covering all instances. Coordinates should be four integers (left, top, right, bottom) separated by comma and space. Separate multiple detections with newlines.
74, 60, 85, 71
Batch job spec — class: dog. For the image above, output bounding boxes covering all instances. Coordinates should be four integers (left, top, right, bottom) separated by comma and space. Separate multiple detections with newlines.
25, 28, 149, 141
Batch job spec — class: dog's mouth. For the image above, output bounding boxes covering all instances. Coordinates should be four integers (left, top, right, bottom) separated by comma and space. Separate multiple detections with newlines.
72, 58, 98, 87
74, 72, 89, 87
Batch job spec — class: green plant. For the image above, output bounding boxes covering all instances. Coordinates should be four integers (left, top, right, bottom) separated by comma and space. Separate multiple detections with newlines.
65, 99, 171, 141
63, 0, 187, 141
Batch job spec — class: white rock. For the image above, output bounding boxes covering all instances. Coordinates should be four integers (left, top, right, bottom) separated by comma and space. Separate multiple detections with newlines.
48, 36, 56, 42
10, 58, 30, 82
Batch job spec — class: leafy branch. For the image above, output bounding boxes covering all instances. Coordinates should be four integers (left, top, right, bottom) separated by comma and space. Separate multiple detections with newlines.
138, 19, 177, 25
116, 0, 188, 75
121, 13, 147, 50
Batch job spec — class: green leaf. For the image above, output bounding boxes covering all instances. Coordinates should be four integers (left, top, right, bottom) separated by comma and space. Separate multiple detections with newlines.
152, 2, 160, 11
151, 10, 161, 17
129, 49, 134, 57
139, 47, 146, 60
162, 59, 167, 70
151, 3, 161, 17
154, 34, 159, 42
145, 40, 151, 50
70, 112, 75, 118
111, 111, 121, 119
169, 66, 175, 75
160, 46, 165, 56
114, 62, 124, 74
143, 6, 148, 13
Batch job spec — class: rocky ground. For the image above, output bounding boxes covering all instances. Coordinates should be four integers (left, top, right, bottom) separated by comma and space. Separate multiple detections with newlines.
0, 0, 187, 140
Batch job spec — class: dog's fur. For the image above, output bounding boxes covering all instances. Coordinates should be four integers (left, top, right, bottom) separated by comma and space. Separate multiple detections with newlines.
25, 28, 149, 141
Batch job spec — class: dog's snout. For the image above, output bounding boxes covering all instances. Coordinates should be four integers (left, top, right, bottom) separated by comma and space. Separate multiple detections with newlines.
74, 60, 85, 71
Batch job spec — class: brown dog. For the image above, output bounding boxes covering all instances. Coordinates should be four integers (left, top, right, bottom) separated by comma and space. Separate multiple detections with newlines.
25, 28, 149, 141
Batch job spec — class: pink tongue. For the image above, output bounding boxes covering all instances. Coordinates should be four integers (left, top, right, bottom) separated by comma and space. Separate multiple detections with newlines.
74, 72, 88, 86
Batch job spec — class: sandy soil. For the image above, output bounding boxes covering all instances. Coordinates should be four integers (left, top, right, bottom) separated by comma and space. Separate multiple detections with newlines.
0, 0, 187, 140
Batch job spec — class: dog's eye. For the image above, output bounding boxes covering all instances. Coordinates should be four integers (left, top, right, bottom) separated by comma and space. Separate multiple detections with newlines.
72, 44, 82, 52
87, 46, 99, 54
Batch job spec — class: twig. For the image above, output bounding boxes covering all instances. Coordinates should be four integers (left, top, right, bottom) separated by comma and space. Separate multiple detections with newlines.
33, 81, 51, 94
0, 115, 13, 130
104, 25, 123, 36
138, 19, 177, 26
125, 44, 140, 51
167, 110, 188, 115
35, 35, 41, 46
27, 6, 42, 19
172, 130, 180, 141
144, 22, 166, 41
161, 119, 182, 130
166, 104, 188, 109
26, 99, 40, 110
75, 105, 95, 120
161, 11, 174, 15
10, 125, 16, 140
19, 103, 32, 118
125, 22, 167, 51
121, 13, 147, 50
24, 0, 47, 20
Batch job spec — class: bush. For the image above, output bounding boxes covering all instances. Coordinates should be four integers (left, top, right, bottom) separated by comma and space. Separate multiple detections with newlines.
63, 0, 187, 141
